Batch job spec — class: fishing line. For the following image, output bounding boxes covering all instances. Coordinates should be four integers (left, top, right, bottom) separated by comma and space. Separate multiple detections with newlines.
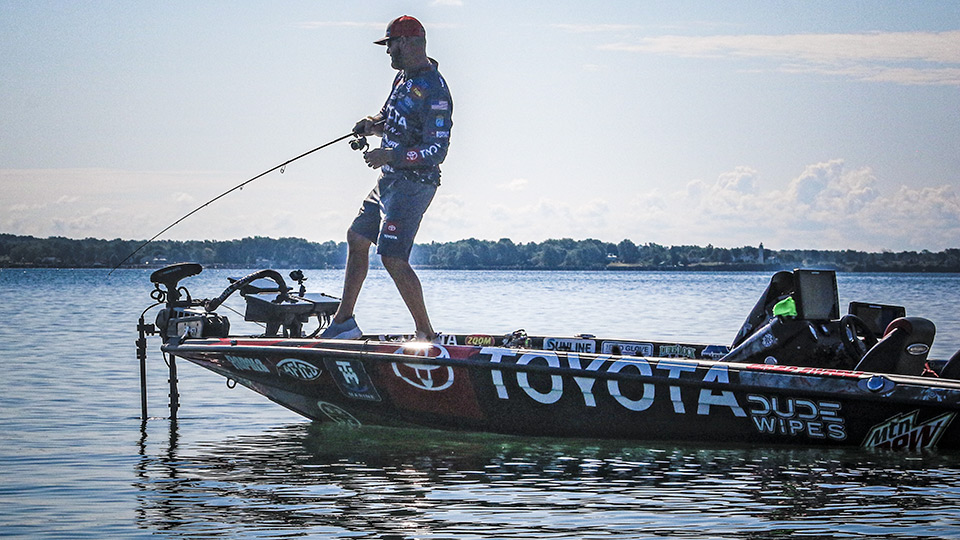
109, 129, 372, 275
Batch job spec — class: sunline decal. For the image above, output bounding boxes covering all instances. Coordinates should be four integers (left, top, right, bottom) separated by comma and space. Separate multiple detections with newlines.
544, 338, 595, 353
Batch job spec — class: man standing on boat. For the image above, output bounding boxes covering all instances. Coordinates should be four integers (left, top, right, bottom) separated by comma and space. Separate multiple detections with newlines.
322, 15, 452, 342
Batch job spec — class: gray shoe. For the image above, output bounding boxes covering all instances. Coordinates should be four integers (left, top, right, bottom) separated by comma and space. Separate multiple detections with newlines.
320, 316, 362, 340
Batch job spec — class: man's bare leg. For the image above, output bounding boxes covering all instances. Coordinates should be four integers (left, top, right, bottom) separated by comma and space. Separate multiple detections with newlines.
381, 255, 435, 340
332, 229, 372, 324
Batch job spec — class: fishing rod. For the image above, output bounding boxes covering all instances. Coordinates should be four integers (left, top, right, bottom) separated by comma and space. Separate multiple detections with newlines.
109, 125, 378, 276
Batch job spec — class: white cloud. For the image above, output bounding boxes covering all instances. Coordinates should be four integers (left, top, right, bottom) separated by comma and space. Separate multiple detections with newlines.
621, 159, 959, 251
50, 207, 116, 237
498, 178, 529, 191
3, 163, 957, 252
716, 166, 758, 194
599, 30, 960, 86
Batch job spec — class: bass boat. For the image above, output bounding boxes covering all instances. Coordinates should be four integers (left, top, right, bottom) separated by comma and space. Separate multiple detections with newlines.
139, 263, 960, 450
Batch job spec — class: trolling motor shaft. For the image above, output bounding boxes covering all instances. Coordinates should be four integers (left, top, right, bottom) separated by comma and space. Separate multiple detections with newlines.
139, 262, 211, 422
136, 315, 155, 422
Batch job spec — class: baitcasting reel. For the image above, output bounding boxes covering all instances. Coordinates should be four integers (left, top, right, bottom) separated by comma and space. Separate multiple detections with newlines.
350, 135, 369, 151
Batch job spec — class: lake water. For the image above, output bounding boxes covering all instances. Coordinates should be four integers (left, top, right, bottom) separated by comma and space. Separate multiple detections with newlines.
2, 268, 960, 539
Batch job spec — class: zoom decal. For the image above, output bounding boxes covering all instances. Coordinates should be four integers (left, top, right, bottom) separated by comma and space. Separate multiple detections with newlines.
481, 348, 744, 417
464, 335, 495, 346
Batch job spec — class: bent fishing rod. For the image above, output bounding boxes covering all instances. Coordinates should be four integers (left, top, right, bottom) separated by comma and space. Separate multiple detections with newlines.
109, 124, 379, 276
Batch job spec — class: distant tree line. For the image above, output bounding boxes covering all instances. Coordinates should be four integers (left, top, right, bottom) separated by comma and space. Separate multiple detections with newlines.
2, 233, 959, 272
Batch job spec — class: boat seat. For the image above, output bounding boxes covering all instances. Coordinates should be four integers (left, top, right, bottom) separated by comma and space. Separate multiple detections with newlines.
855, 317, 935, 375
938, 349, 960, 380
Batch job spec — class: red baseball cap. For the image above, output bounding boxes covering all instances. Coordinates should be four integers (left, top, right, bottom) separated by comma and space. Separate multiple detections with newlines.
374, 15, 425, 45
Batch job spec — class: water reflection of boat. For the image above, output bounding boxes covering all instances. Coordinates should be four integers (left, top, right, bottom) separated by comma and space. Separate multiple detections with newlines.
134, 422, 960, 538
140, 263, 960, 450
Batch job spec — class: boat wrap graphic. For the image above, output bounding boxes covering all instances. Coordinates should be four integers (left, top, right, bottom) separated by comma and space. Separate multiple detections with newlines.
862, 410, 955, 450
324, 358, 381, 402
380, 344, 485, 420
167, 335, 960, 448
277, 358, 322, 381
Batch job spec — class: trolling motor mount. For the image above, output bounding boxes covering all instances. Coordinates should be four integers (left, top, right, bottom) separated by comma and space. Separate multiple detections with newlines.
225, 270, 340, 338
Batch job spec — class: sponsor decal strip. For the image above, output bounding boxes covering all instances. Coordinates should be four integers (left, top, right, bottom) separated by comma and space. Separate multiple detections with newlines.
747, 363, 864, 379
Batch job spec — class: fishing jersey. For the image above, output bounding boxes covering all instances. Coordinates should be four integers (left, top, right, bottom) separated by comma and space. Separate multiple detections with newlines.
377, 61, 453, 184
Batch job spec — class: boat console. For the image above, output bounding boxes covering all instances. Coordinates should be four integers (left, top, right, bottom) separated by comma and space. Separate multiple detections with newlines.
724, 268, 937, 376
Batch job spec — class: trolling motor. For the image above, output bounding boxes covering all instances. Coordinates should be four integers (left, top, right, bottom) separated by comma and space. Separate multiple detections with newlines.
150, 263, 230, 343
138, 262, 212, 422
150, 262, 203, 305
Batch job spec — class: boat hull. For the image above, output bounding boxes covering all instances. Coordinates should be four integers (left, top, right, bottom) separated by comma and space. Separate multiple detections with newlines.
165, 336, 960, 450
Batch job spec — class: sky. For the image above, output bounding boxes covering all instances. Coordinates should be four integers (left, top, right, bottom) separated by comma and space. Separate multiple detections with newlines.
2, 0, 959, 252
